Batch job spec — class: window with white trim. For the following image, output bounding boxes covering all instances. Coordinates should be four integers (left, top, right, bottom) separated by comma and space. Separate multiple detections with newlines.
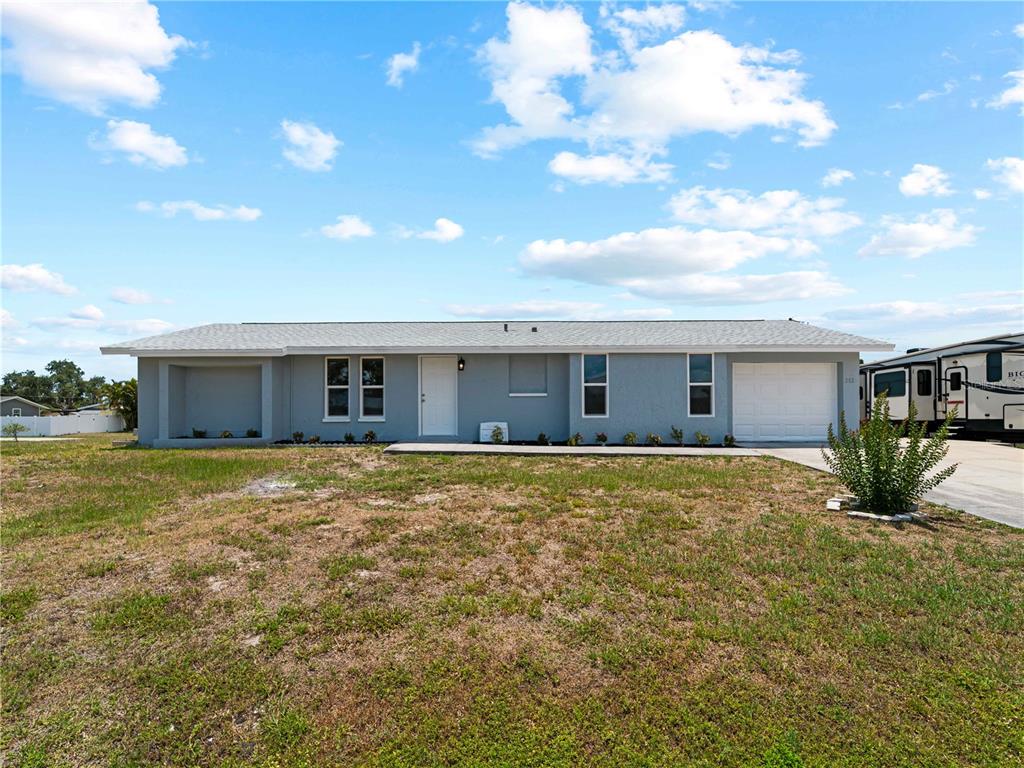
582, 354, 608, 417
360, 357, 385, 420
324, 357, 350, 420
11, 407, 22, 417
688, 354, 714, 416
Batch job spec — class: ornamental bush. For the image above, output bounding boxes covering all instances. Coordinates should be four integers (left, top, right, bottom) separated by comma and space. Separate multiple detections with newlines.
822, 392, 957, 515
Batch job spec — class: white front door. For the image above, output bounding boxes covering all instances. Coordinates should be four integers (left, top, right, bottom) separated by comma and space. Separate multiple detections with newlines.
732, 362, 837, 441
420, 356, 458, 436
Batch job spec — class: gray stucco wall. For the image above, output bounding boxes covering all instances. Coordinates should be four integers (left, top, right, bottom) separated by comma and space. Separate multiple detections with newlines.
568, 353, 728, 443
181, 365, 262, 436
133, 350, 862, 446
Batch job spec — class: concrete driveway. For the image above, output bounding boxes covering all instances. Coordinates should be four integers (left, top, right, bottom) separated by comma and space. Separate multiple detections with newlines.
750, 440, 1024, 529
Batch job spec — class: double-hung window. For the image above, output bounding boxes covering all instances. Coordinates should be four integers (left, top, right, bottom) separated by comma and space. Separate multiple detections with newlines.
688, 354, 714, 416
360, 357, 385, 420
324, 357, 350, 420
582, 354, 608, 417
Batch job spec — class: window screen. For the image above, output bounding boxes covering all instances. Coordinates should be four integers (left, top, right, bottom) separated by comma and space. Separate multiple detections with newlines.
509, 355, 547, 395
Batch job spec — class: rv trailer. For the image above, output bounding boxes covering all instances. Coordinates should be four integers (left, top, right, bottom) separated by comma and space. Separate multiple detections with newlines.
860, 332, 1024, 439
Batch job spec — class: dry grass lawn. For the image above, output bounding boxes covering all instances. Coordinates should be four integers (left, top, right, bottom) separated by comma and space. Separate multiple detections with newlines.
1, 435, 1022, 767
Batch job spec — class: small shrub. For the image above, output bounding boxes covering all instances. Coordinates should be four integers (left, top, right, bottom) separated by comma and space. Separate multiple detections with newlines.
246, 428, 259, 438
595, 432, 608, 445
823, 392, 957, 515
344, 432, 355, 444
566, 432, 583, 446
670, 425, 684, 445
536, 432, 550, 446
623, 431, 638, 446
694, 431, 710, 446
308, 434, 321, 444
490, 424, 505, 444
363, 430, 377, 443
645, 432, 662, 446
723, 434, 736, 447
292, 431, 304, 444
191, 428, 207, 439
2, 423, 29, 442
219, 430, 234, 439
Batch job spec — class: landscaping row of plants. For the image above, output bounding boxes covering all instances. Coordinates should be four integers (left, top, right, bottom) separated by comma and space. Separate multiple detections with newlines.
487, 424, 736, 447
275, 430, 379, 445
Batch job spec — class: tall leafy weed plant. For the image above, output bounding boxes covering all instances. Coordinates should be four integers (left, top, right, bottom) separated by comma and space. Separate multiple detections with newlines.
823, 392, 957, 515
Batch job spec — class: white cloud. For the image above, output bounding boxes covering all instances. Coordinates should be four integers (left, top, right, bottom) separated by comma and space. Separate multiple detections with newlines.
1, 263, 76, 295
973, 188, 992, 200
668, 186, 862, 237
32, 309, 173, 335
321, 215, 374, 240
548, 151, 672, 185
111, 286, 167, 305
825, 299, 1023, 330
898, 163, 953, 197
136, 200, 262, 221
986, 156, 1024, 193
386, 42, 421, 87
858, 209, 979, 259
618, 270, 850, 304
474, 2, 594, 157
821, 168, 854, 187
1, 308, 18, 328
1, 0, 189, 114
706, 152, 731, 171
407, 218, 465, 243
474, 4, 834, 165
70, 304, 104, 321
97, 119, 188, 169
917, 79, 956, 102
987, 70, 1024, 114
1015, 23, 1024, 38
519, 225, 820, 303
603, 3, 686, 52
280, 119, 341, 172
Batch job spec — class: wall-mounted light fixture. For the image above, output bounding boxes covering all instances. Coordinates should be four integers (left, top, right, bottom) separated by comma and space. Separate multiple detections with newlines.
457, 357, 466, 371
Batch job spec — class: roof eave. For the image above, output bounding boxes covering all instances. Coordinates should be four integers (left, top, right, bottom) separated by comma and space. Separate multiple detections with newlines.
101, 342, 894, 357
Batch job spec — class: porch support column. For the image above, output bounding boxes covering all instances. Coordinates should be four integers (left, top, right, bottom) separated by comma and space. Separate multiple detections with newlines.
158, 360, 170, 441
261, 361, 273, 441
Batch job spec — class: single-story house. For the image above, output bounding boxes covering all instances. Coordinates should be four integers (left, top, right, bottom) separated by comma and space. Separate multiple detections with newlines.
100, 320, 892, 447
1, 395, 52, 418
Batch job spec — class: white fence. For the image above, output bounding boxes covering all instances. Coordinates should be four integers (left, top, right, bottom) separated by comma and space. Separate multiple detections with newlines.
1, 413, 125, 437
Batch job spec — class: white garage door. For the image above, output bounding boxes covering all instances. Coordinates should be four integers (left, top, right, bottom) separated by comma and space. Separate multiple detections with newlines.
732, 363, 837, 442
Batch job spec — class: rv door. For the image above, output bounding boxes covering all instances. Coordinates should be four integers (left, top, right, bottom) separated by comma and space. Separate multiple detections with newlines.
909, 364, 936, 422
940, 361, 967, 422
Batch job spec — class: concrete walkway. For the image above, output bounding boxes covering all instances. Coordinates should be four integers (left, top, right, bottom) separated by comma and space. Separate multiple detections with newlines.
750, 441, 1024, 529
385, 442, 759, 457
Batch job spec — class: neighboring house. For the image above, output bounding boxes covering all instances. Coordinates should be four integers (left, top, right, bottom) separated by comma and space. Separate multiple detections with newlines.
100, 320, 892, 447
0, 395, 52, 418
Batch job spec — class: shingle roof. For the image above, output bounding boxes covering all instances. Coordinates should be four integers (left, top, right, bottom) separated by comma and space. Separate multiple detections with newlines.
101, 320, 892, 355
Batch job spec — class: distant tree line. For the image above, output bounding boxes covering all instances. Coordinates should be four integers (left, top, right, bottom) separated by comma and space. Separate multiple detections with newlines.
2, 359, 137, 429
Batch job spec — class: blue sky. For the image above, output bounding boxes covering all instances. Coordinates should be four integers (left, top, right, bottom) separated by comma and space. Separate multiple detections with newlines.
2, 1, 1022, 380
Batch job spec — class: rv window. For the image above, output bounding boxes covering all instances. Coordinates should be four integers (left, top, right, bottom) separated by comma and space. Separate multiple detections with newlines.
986, 351, 1002, 383
873, 371, 906, 398
949, 371, 962, 391
916, 369, 932, 397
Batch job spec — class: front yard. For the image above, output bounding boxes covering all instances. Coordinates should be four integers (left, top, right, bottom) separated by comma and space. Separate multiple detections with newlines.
1, 436, 1021, 767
